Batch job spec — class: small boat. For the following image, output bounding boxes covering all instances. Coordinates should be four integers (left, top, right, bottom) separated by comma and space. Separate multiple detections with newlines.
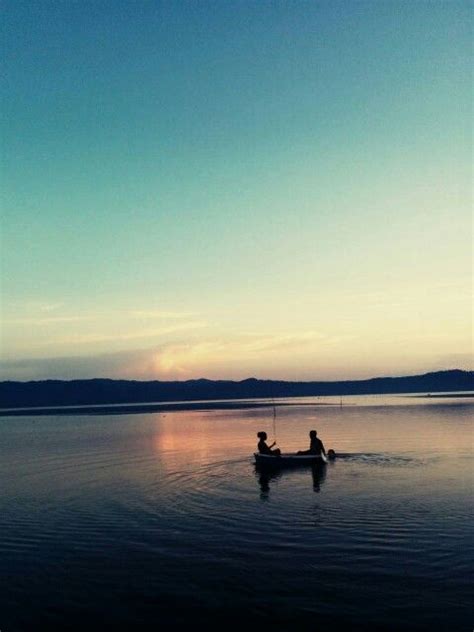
254, 452, 327, 467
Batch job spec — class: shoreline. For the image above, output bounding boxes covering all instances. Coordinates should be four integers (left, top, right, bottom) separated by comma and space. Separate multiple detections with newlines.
0, 392, 472, 417
412, 393, 474, 398
0, 400, 337, 417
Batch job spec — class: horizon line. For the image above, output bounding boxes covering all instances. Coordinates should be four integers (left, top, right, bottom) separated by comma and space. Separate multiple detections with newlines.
1, 368, 471, 385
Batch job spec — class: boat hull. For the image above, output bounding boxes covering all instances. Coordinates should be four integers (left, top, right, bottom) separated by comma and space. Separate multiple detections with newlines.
254, 453, 326, 467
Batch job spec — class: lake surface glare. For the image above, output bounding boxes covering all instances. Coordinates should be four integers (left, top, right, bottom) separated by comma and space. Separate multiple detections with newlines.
1, 395, 472, 630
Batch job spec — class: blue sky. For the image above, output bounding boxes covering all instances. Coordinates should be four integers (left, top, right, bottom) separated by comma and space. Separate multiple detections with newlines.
1, 1, 472, 381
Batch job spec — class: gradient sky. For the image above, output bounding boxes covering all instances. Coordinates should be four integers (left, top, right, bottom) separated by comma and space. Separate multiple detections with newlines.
1, 0, 472, 382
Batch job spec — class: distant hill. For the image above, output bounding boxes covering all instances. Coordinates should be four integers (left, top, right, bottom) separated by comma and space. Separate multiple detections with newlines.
0, 370, 472, 409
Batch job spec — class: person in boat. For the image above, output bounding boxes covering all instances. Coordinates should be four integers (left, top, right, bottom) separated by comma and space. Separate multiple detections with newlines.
297, 430, 326, 456
257, 431, 281, 456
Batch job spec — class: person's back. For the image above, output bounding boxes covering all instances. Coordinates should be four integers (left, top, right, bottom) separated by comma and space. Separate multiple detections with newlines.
307, 430, 326, 456
309, 434, 325, 455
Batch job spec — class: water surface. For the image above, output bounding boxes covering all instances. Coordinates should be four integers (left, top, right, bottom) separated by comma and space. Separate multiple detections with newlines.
1, 395, 472, 630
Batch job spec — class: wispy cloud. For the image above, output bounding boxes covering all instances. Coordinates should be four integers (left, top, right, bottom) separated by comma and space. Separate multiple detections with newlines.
0, 329, 469, 382
4, 300, 65, 314
0, 349, 154, 381
148, 330, 345, 377
42, 321, 207, 346
37, 302, 64, 313
129, 310, 198, 320
2, 304, 202, 336
240, 331, 330, 353
3, 316, 94, 326
0, 329, 338, 380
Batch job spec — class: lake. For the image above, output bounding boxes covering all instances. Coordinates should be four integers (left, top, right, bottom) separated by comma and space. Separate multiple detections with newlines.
1, 395, 472, 630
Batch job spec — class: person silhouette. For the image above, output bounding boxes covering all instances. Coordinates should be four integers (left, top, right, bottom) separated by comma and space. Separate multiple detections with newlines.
297, 430, 326, 456
256, 431, 281, 456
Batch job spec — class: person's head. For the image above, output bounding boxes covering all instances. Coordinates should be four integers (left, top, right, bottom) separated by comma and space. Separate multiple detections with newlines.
257, 431, 267, 441
327, 449, 336, 460
309, 430, 317, 438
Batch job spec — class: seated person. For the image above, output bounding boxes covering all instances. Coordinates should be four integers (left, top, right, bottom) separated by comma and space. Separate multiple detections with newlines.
257, 431, 281, 456
297, 430, 326, 456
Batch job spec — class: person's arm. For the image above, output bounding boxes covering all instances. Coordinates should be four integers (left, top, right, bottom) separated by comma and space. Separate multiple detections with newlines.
320, 440, 326, 456
270, 441, 276, 448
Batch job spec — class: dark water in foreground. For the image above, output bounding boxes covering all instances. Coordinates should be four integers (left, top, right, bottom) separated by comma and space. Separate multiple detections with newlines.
1, 395, 472, 630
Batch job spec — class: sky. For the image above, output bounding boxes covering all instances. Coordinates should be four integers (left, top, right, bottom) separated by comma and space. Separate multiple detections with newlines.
1, 0, 472, 382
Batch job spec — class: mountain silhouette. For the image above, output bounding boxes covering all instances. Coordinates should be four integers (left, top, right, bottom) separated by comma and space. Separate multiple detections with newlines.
0, 370, 471, 410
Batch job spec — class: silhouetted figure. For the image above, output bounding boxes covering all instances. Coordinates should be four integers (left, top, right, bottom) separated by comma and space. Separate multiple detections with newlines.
297, 430, 326, 456
327, 449, 336, 460
257, 431, 281, 456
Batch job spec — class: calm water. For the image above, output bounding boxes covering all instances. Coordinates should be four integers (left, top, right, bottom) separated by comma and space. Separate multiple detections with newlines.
1, 395, 472, 630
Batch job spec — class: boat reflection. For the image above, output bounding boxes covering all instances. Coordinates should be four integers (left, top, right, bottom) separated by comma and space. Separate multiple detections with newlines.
255, 462, 327, 499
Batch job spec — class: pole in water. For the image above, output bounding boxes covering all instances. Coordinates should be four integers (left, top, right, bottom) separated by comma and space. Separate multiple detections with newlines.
269, 387, 277, 443
272, 398, 277, 442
